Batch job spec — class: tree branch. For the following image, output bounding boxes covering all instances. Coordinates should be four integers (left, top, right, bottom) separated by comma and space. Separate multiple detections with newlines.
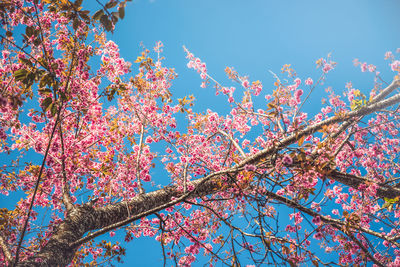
0, 234, 12, 264
371, 79, 400, 104
218, 130, 246, 158
136, 124, 145, 195
327, 170, 400, 199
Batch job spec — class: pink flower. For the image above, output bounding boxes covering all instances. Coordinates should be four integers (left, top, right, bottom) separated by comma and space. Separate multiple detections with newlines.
390, 60, 400, 72
323, 63, 333, 73
145, 136, 153, 143
294, 78, 301, 86
305, 78, 313, 86
142, 174, 151, 182
312, 216, 321, 225
333, 185, 341, 194
385, 51, 393, 59
360, 62, 367, 72
368, 64, 376, 72
0, 96, 8, 107
242, 79, 250, 88
311, 202, 321, 212
282, 154, 293, 165
285, 225, 296, 232
289, 212, 303, 225
1, 50, 10, 59
244, 164, 256, 172
242, 139, 250, 148
313, 232, 323, 240
295, 89, 303, 103
295, 89, 303, 97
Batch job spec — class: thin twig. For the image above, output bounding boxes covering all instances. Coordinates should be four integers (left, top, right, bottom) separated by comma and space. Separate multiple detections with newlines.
183, 162, 188, 192
136, 124, 145, 195
293, 74, 324, 120
13, 109, 62, 266
218, 130, 246, 158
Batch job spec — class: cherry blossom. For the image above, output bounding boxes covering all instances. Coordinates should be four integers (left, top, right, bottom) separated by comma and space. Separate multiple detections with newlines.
1, 1, 400, 267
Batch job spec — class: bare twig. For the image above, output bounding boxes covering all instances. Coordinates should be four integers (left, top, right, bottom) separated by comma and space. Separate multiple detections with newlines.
136, 124, 145, 195
13, 109, 62, 266
218, 130, 246, 158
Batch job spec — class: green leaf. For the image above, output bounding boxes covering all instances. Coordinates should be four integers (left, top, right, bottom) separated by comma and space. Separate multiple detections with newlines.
100, 15, 112, 31
59, 90, 67, 102
384, 197, 398, 204
41, 97, 53, 112
111, 12, 119, 23
25, 26, 34, 37
74, 0, 83, 7
79, 10, 90, 22
33, 38, 41, 46
50, 102, 58, 117
26, 72, 36, 84
382, 201, 391, 209
20, 58, 33, 67
105, 0, 118, 9
118, 6, 125, 19
39, 73, 53, 88
38, 88, 52, 95
298, 135, 305, 147
14, 69, 28, 81
93, 9, 104, 21
73, 18, 80, 30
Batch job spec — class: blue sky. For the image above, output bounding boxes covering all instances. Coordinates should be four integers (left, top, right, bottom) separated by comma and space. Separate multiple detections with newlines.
102, 0, 400, 265
2, 0, 400, 266
108, 0, 400, 125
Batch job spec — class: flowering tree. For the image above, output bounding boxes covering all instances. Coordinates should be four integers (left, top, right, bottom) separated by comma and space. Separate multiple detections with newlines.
1, 1, 400, 266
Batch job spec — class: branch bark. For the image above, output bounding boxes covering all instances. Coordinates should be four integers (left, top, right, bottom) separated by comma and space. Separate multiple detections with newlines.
0, 234, 12, 265
327, 170, 400, 199
17, 174, 224, 266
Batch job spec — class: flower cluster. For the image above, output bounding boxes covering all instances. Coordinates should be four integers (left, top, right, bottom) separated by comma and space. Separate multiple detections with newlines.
184, 46, 208, 88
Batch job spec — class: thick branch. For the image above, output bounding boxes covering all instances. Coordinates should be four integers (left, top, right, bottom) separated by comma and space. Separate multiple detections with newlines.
17, 174, 224, 266
372, 79, 400, 103
327, 170, 400, 199
0, 234, 12, 264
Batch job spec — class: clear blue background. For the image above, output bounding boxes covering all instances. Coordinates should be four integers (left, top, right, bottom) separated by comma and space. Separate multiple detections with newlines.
2, 0, 400, 266
108, 0, 399, 265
